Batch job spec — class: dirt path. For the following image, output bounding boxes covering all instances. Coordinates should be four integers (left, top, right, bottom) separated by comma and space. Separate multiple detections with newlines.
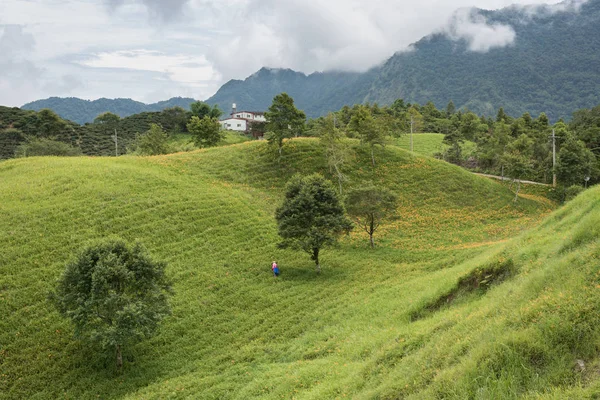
473, 173, 551, 187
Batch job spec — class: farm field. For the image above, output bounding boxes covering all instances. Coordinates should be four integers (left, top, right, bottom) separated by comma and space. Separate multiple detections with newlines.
1, 139, 599, 399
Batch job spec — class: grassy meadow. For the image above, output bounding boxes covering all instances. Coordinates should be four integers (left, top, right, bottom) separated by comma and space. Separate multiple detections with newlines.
1, 138, 599, 399
388, 133, 476, 158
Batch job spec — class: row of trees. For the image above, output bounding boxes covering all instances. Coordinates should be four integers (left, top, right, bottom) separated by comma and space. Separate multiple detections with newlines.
93, 101, 224, 155
260, 93, 599, 199
4, 92, 600, 195
0, 100, 227, 159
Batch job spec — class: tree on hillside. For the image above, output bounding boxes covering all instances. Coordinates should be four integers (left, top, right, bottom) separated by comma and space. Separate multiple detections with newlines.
496, 107, 511, 124
94, 112, 121, 126
446, 100, 456, 117
50, 239, 172, 370
190, 101, 222, 120
265, 93, 306, 157
475, 121, 511, 171
406, 106, 423, 135
557, 134, 598, 187
571, 105, 600, 156
501, 134, 534, 202
16, 109, 71, 139
160, 107, 189, 133
135, 123, 169, 155
187, 116, 223, 148
275, 174, 353, 273
318, 114, 351, 194
37, 109, 71, 137
345, 186, 397, 248
348, 105, 385, 167
442, 128, 465, 165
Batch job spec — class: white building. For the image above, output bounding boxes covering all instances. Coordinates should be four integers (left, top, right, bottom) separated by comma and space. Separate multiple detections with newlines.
220, 103, 266, 133
220, 118, 248, 132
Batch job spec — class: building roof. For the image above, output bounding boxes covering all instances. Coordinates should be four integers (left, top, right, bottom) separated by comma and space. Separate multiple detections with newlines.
233, 111, 265, 115
220, 117, 247, 122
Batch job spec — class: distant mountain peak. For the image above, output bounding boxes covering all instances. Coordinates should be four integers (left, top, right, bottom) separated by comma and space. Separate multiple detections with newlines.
207, 0, 600, 120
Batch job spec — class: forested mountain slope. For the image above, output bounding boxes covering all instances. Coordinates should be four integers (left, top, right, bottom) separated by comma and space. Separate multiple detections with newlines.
207, 0, 600, 120
21, 97, 196, 124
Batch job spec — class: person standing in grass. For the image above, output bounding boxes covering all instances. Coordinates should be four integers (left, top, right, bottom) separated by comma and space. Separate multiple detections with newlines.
272, 261, 280, 277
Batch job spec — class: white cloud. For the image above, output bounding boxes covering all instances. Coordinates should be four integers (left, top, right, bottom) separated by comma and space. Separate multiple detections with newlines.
0, 0, 591, 107
444, 8, 517, 52
104, 0, 192, 22
0, 24, 44, 106
79, 50, 220, 87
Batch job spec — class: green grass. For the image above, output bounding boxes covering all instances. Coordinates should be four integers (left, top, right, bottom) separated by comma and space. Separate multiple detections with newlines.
2, 138, 599, 399
388, 133, 476, 158
168, 132, 252, 153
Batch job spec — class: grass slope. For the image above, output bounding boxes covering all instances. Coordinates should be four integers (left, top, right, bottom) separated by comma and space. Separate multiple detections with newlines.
3, 139, 592, 400
388, 133, 476, 159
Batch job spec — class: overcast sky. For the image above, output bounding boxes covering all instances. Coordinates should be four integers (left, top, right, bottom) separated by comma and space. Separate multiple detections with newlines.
0, 0, 585, 106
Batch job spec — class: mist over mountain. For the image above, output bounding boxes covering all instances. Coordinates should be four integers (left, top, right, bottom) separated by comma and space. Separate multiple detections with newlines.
207, 0, 600, 120
21, 97, 197, 125
19, 1, 600, 122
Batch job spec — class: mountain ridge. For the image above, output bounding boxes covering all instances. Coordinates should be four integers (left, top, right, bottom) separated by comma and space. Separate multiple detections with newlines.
21, 96, 197, 125
18, 0, 600, 122
207, 0, 600, 119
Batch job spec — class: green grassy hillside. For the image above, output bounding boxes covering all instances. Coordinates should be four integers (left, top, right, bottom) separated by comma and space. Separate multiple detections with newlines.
388, 133, 476, 158
3, 139, 597, 399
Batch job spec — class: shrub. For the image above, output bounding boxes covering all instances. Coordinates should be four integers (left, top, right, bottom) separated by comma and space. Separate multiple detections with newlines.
15, 138, 82, 157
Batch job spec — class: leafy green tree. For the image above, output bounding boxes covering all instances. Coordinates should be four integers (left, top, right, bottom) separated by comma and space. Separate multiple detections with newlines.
446, 100, 456, 117
15, 138, 82, 157
390, 99, 409, 118
265, 93, 306, 157
501, 134, 534, 202
496, 107, 511, 124
50, 239, 172, 369
37, 109, 70, 137
406, 106, 423, 134
160, 107, 189, 133
345, 186, 397, 248
442, 128, 465, 165
318, 114, 351, 194
348, 105, 385, 167
459, 111, 486, 141
187, 116, 223, 148
190, 101, 222, 120
135, 123, 169, 155
571, 105, 600, 156
475, 121, 511, 171
17, 108, 71, 139
275, 174, 353, 273
534, 112, 550, 131
94, 112, 121, 126
557, 134, 597, 187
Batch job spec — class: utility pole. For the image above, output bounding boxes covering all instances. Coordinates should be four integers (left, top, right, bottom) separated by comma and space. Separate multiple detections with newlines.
112, 128, 119, 157
410, 115, 414, 152
551, 128, 556, 187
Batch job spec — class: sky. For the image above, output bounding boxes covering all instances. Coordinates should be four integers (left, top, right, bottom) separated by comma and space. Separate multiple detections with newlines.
0, 0, 587, 106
